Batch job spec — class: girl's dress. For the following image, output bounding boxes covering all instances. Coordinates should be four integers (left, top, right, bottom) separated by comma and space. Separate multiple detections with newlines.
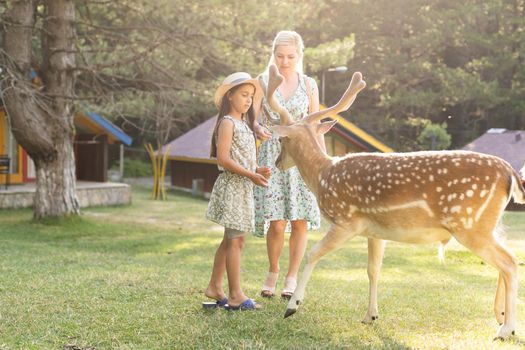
206, 115, 256, 232
253, 74, 321, 237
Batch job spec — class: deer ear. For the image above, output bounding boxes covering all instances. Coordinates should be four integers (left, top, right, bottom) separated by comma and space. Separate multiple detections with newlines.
317, 120, 338, 135
270, 125, 292, 138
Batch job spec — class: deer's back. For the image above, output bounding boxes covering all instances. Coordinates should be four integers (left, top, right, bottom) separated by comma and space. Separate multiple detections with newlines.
317, 150, 514, 242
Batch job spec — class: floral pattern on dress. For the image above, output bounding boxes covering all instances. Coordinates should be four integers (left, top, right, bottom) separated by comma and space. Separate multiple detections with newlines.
253, 74, 321, 237
206, 116, 257, 232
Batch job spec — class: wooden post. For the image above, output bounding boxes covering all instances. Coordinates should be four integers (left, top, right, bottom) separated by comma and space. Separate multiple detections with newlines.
119, 144, 124, 181
145, 143, 170, 200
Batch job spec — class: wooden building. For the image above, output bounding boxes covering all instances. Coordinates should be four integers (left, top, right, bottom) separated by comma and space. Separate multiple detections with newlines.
74, 112, 132, 182
162, 108, 393, 195
0, 107, 132, 187
462, 128, 525, 172
462, 128, 525, 210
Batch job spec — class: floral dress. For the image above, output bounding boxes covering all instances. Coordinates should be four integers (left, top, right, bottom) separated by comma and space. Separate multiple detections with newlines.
206, 116, 257, 232
253, 74, 321, 237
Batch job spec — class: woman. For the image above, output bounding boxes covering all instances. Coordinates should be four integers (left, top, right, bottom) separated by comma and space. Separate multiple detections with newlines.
253, 30, 324, 299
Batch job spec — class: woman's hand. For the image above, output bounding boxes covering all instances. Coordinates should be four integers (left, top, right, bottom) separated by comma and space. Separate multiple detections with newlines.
256, 166, 271, 179
254, 123, 272, 142
250, 172, 269, 187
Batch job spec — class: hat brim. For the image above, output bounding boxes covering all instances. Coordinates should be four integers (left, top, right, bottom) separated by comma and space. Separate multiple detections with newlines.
214, 78, 263, 109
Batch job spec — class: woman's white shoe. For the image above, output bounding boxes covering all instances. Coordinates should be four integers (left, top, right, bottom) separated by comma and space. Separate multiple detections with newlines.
281, 276, 297, 300
261, 271, 279, 298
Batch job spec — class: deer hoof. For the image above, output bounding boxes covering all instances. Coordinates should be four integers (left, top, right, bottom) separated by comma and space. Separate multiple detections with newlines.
493, 331, 517, 341
494, 325, 516, 340
284, 308, 297, 318
361, 315, 378, 324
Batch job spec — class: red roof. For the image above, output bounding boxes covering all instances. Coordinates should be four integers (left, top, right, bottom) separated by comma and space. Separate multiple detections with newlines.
462, 129, 525, 171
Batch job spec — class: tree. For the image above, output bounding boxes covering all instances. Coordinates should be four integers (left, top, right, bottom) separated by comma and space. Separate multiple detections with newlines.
1, 0, 322, 217
418, 122, 452, 150
300, 0, 525, 150
1, 0, 79, 218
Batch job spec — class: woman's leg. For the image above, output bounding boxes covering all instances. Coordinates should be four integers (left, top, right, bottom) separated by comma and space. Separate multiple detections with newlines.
226, 235, 248, 306
282, 220, 308, 297
288, 220, 308, 278
261, 220, 286, 297
266, 220, 287, 273
205, 233, 227, 300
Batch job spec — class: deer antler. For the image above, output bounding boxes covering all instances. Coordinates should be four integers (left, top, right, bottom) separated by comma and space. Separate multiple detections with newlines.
260, 64, 293, 125
303, 71, 366, 124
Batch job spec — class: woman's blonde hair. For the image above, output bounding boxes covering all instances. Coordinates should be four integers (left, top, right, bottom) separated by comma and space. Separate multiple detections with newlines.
265, 30, 305, 74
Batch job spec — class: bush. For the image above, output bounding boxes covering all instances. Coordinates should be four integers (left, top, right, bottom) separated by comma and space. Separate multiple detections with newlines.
114, 158, 153, 178
417, 122, 452, 150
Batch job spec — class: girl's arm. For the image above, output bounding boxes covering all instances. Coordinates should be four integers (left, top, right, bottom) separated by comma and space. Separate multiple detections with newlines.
310, 78, 327, 153
216, 119, 268, 187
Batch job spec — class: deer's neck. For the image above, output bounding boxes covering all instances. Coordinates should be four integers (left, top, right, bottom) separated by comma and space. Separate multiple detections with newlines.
288, 137, 333, 197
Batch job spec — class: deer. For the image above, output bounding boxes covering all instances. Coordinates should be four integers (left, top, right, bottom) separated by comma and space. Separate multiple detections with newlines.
260, 64, 524, 340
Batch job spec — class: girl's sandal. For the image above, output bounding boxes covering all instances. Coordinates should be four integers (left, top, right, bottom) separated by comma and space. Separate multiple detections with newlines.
280, 277, 297, 300
260, 271, 279, 298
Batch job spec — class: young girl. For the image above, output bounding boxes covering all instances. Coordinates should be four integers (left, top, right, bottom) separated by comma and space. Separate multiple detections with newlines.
204, 72, 270, 310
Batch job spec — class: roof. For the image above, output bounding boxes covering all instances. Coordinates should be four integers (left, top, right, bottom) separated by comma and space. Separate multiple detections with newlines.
161, 116, 217, 163
321, 104, 393, 153
462, 129, 525, 171
75, 112, 132, 146
4, 69, 132, 146
162, 110, 392, 162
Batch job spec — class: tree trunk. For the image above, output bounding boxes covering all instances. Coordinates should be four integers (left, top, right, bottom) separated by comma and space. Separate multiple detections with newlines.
1, 0, 79, 218
34, 138, 79, 218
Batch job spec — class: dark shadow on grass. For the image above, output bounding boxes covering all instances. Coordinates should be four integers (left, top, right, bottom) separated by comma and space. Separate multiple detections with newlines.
352, 326, 415, 350
505, 335, 525, 346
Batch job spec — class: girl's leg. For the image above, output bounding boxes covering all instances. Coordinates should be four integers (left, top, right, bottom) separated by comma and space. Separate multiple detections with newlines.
226, 235, 248, 306
261, 220, 287, 297
205, 233, 227, 301
282, 220, 308, 298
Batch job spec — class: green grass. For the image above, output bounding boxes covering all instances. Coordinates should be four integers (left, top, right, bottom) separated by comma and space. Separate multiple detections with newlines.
0, 187, 524, 349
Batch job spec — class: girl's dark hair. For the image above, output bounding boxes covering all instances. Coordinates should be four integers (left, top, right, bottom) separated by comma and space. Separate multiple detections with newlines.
210, 83, 256, 158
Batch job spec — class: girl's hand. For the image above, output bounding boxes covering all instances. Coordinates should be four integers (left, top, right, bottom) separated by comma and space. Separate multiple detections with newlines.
256, 166, 271, 179
250, 172, 269, 187
254, 124, 272, 142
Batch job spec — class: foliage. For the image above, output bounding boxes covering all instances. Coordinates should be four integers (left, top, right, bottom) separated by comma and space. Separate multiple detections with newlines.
418, 122, 453, 150
72, 0, 320, 145
0, 188, 524, 348
303, 0, 525, 149
304, 35, 356, 73
3, 0, 525, 153
117, 158, 153, 178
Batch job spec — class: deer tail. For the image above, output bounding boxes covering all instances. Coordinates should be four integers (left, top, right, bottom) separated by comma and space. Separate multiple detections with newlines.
511, 168, 525, 204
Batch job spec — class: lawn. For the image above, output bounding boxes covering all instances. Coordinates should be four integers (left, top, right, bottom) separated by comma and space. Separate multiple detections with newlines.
0, 186, 524, 349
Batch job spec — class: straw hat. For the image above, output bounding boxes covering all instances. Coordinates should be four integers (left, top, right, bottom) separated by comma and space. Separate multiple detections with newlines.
214, 72, 263, 109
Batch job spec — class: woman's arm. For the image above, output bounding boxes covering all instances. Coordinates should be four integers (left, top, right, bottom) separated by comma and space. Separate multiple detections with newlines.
252, 97, 272, 141
216, 119, 268, 187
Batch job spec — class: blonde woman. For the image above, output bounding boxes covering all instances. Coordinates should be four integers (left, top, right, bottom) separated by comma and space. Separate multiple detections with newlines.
253, 31, 324, 299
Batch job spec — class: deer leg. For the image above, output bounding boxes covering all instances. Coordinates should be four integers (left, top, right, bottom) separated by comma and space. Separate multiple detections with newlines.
454, 233, 518, 340
362, 238, 386, 324
284, 223, 360, 318
494, 274, 506, 325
